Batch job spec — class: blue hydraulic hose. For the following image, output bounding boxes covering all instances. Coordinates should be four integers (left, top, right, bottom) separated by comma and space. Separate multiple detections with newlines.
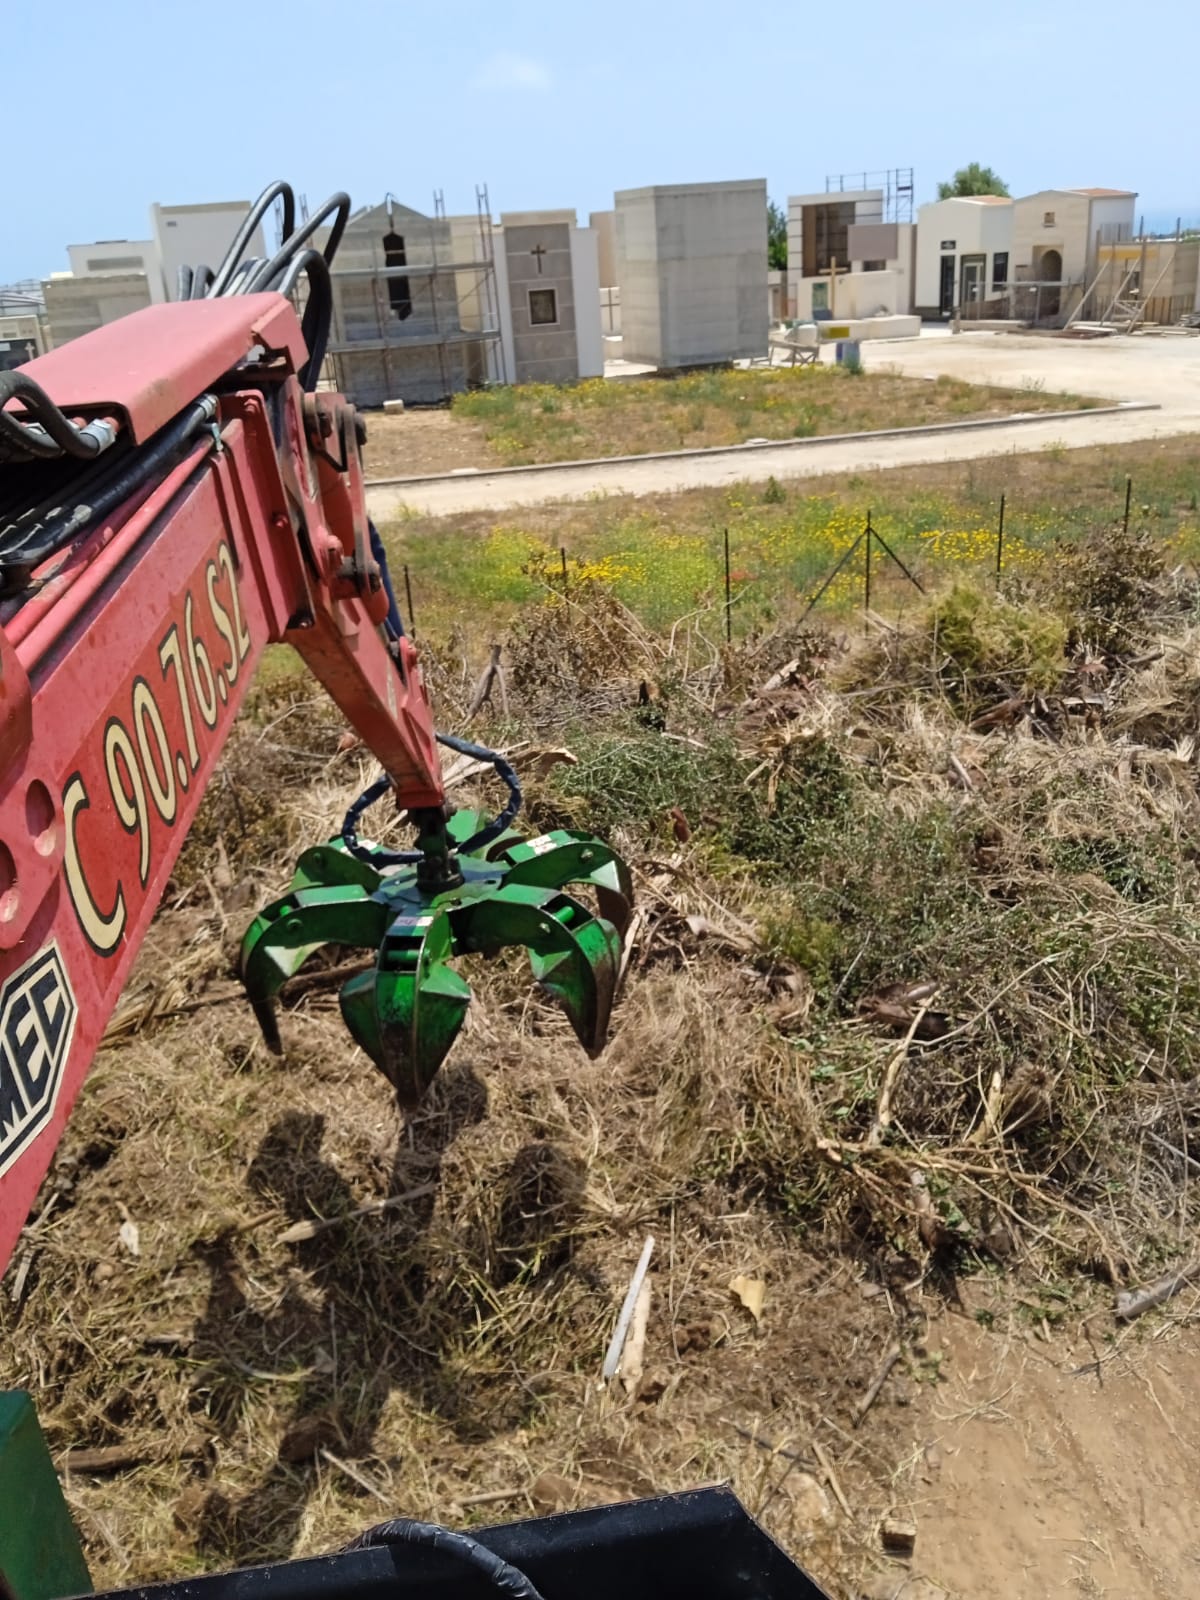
369, 519, 405, 638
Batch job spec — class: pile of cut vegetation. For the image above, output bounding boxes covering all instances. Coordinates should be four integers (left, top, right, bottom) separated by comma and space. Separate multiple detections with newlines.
5, 520, 1200, 1597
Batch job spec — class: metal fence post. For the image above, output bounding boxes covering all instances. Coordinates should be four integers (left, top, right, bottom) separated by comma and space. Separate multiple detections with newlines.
403, 563, 416, 637
723, 527, 733, 644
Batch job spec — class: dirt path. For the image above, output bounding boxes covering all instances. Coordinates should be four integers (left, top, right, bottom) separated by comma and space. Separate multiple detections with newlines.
365, 333, 1200, 521
894, 1314, 1200, 1599
366, 407, 1178, 520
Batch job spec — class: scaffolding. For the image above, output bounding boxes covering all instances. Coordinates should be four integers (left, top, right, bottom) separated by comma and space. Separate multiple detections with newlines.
824, 169, 915, 225
1078, 228, 1200, 330
326, 185, 506, 407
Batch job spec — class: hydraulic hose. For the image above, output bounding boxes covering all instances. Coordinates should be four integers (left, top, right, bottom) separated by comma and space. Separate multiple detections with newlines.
340, 735, 523, 868
246, 192, 351, 293
0, 371, 119, 463
0, 396, 217, 589
342, 1517, 547, 1600
208, 179, 297, 297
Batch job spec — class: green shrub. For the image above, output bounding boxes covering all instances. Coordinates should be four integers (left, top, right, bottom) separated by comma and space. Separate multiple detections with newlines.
930, 582, 1066, 696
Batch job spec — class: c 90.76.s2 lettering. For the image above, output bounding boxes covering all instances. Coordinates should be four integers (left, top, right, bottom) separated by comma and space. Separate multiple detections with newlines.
62, 539, 252, 955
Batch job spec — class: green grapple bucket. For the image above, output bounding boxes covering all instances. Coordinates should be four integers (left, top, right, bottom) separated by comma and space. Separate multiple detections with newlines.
239, 808, 632, 1107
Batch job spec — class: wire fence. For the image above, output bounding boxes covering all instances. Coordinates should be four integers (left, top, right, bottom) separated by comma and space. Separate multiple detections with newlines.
398, 472, 1180, 643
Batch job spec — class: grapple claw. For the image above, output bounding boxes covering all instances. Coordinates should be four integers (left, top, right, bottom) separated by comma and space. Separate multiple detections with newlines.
239, 884, 388, 1051
241, 801, 632, 1105
340, 909, 472, 1108
500, 832, 634, 937
455, 881, 622, 1055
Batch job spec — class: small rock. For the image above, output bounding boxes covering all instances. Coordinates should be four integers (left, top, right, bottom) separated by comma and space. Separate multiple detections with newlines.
789, 1471, 833, 1529
530, 1471, 575, 1512
880, 1516, 917, 1557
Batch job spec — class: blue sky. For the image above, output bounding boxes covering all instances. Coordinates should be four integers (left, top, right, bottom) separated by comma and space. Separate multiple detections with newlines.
3, 0, 1195, 284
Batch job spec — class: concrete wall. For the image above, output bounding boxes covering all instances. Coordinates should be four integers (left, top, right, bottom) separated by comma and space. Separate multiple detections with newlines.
915, 198, 1014, 316
569, 226, 603, 376
614, 190, 661, 361
43, 273, 152, 348
1012, 190, 1092, 286
1090, 195, 1137, 243
66, 239, 164, 301
793, 268, 900, 321
589, 210, 617, 287
615, 178, 768, 367
150, 201, 263, 301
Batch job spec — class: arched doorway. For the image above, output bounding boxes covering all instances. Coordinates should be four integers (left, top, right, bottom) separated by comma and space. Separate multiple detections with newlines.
1038, 248, 1062, 320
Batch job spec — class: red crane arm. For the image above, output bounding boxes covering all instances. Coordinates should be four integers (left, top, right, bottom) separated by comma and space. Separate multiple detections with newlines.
0, 294, 443, 1270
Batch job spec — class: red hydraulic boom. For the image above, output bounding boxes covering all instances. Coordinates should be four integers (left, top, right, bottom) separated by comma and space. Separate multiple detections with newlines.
0, 182, 630, 1276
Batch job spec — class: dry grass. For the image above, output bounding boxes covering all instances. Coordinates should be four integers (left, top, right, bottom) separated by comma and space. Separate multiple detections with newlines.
9, 480, 1200, 1597
364, 366, 1098, 476
3, 783, 902, 1591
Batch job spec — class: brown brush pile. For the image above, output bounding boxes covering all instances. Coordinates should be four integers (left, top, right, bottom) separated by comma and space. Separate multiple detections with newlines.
6, 522, 1200, 1597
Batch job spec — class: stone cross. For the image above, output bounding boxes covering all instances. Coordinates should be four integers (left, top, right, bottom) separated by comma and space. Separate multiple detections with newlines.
820, 256, 848, 315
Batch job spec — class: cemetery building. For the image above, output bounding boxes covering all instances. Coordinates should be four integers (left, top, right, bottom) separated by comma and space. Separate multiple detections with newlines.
614, 178, 768, 367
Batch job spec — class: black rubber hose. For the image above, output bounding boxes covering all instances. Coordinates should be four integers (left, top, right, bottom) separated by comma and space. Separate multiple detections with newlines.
190, 265, 214, 300
223, 257, 265, 295
339, 735, 522, 867
342, 1518, 547, 1600
368, 520, 404, 637
176, 264, 194, 300
288, 251, 332, 392
0, 434, 140, 557
276, 246, 325, 299
436, 733, 522, 852
0, 397, 216, 587
0, 371, 112, 461
246, 192, 351, 293
209, 179, 296, 296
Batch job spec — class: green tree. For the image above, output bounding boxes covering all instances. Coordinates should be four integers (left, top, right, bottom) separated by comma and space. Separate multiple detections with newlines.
768, 200, 788, 269
937, 164, 1010, 199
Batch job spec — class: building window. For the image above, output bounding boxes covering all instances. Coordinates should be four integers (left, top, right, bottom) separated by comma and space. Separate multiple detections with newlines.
1043, 211, 1056, 227
529, 287, 558, 326
992, 251, 1009, 288
862, 260, 886, 272
382, 232, 412, 321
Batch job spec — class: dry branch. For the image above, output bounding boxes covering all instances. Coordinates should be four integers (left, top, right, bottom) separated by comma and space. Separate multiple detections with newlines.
866, 998, 936, 1149
811, 1438, 852, 1519
854, 1345, 901, 1426
60, 1436, 209, 1476
601, 1236, 655, 1381
466, 644, 509, 718
319, 1447, 391, 1503
277, 1185, 439, 1244
1115, 1259, 1200, 1321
